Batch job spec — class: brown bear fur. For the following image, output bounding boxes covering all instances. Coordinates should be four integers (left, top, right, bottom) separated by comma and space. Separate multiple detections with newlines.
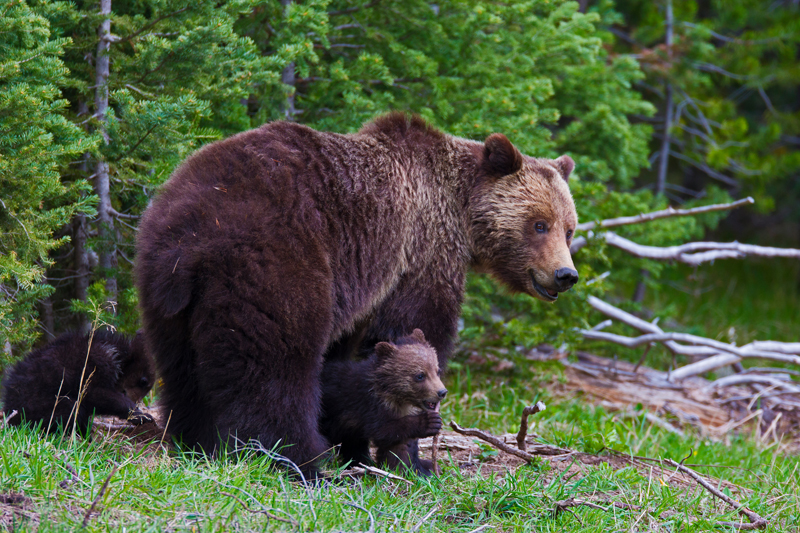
135, 112, 578, 477
2, 330, 155, 436
320, 329, 445, 474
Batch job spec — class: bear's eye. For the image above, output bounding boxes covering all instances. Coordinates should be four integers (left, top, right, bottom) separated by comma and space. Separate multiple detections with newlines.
415, 372, 425, 382
534, 222, 546, 233
138, 377, 149, 388
566, 230, 573, 240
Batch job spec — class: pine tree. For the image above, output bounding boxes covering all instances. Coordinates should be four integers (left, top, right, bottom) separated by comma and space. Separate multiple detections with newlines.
34, 0, 286, 333
0, 0, 96, 364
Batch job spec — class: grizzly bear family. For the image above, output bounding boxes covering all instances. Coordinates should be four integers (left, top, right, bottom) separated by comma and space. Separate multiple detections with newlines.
2, 330, 155, 436
321, 329, 446, 473
135, 112, 579, 476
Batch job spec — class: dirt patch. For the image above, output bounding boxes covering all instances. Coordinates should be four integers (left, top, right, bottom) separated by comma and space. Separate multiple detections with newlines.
0, 492, 37, 530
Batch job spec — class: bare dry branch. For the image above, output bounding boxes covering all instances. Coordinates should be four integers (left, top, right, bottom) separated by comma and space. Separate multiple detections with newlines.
221, 491, 299, 526
664, 459, 768, 530
587, 296, 717, 359
82, 465, 118, 527
357, 463, 413, 485
706, 375, 800, 393
746, 341, 800, 355
577, 197, 753, 232
603, 232, 800, 265
586, 297, 800, 381
581, 330, 800, 368
516, 401, 547, 451
450, 421, 571, 462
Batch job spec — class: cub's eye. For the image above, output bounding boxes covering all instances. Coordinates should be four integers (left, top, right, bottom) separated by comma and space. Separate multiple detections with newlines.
415, 372, 425, 382
534, 222, 546, 233
566, 230, 573, 240
138, 377, 149, 388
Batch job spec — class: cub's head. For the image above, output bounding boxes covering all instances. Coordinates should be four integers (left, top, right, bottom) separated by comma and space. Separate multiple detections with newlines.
372, 329, 447, 416
469, 133, 579, 302
116, 331, 156, 403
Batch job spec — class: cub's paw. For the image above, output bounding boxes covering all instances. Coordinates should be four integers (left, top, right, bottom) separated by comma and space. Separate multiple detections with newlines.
127, 410, 155, 425
421, 410, 442, 437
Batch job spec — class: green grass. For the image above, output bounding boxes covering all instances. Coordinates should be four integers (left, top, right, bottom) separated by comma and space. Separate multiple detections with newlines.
2, 357, 798, 532
647, 258, 800, 345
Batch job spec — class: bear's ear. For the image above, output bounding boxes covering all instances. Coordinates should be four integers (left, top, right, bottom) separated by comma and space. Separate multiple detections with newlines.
554, 155, 574, 183
410, 328, 426, 342
483, 133, 523, 177
375, 342, 397, 360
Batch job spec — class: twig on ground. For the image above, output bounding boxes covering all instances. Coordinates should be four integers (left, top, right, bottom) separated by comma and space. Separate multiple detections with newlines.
221, 491, 299, 526
57, 454, 80, 489
516, 401, 547, 451
664, 459, 768, 530
450, 421, 571, 462
357, 463, 413, 485
81, 464, 118, 527
576, 198, 753, 232
410, 505, 439, 532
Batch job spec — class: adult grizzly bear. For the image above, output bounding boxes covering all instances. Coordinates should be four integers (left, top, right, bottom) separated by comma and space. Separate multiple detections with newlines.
320, 329, 445, 473
135, 113, 578, 477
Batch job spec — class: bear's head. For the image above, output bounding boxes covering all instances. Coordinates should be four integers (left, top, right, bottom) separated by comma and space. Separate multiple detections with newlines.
372, 329, 447, 417
116, 330, 156, 403
469, 134, 579, 302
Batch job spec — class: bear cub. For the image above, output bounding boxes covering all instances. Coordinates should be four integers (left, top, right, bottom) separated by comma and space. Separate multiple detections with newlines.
320, 329, 446, 474
2, 330, 156, 436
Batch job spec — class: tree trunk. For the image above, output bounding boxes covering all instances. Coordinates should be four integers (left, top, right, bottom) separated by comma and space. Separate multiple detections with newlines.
39, 288, 56, 341
94, 0, 117, 304
73, 213, 91, 333
281, 0, 296, 121
656, 0, 673, 196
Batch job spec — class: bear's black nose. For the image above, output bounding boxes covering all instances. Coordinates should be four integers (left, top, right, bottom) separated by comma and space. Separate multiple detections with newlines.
438, 389, 448, 399
554, 267, 579, 291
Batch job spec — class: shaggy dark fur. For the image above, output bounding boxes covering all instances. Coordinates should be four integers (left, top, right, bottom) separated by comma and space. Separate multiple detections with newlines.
320, 329, 445, 474
135, 112, 578, 477
2, 330, 155, 436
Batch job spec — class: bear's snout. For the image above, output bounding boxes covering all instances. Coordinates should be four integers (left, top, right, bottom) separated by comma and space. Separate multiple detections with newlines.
437, 388, 448, 399
554, 267, 579, 291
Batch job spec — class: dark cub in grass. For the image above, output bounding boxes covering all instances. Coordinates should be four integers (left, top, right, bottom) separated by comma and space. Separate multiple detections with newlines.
320, 329, 446, 474
2, 330, 155, 435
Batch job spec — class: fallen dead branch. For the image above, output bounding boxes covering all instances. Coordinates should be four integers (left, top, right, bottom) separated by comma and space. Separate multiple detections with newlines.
576, 197, 754, 232
356, 463, 413, 485
449, 421, 571, 461
221, 491, 299, 526
583, 297, 800, 383
603, 232, 800, 265
516, 401, 547, 451
81, 464, 118, 528
664, 459, 768, 530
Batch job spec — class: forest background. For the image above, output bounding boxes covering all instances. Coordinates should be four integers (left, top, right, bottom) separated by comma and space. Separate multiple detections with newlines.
1, 0, 799, 374
2, 1, 800, 531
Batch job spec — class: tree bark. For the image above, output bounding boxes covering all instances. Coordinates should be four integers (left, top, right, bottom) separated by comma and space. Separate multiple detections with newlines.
73, 213, 91, 333
39, 288, 55, 341
94, 0, 117, 304
656, 0, 673, 195
281, 0, 296, 121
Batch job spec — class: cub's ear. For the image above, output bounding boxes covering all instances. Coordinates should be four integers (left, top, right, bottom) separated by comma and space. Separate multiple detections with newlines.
374, 342, 397, 360
410, 328, 426, 342
554, 155, 575, 183
483, 133, 523, 177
